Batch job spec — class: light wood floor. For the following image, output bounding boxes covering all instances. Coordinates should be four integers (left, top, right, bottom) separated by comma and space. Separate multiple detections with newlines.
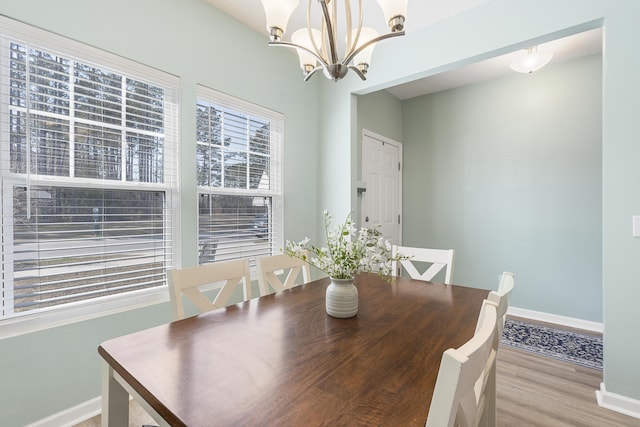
77, 322, 640, 427
74, 398, 156, 427
497, 345, 638, 426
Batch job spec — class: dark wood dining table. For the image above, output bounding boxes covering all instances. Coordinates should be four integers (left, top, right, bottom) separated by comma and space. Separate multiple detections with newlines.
99, 273, 488, 427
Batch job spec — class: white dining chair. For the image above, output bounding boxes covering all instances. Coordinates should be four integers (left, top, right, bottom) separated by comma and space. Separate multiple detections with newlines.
426, 300, 499, 427
487, 271, 515, 337
463, 271, 514, 426
392, 245, 455, 284
167, 258, 252, 321
256, 252, 311, 295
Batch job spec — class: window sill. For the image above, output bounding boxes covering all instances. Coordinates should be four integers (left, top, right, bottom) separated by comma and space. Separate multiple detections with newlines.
0, 287, 169, 340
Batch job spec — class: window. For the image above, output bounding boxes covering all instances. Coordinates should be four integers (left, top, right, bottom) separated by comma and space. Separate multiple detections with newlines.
0, 17, 179, 326
196, 86, 282, 269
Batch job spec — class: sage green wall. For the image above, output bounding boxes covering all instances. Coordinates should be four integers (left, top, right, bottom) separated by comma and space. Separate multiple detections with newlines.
355, 90, 403, 225
315, 0, 640, 406
357, 90, 403, 143
2, 0, 640, 424
401, 54, 602, 321
0, 0, 321, 425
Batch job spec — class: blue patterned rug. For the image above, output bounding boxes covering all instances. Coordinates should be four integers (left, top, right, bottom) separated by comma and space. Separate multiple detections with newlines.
500, 319, 603, 370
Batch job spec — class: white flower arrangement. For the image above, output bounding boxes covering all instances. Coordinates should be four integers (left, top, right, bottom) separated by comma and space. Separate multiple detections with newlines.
284, 210, 406, 280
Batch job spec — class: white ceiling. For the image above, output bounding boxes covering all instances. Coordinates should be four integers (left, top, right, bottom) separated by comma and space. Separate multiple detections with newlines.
205, 0, 602, 99
387, 28, 602, 100
206, 0, 496, 37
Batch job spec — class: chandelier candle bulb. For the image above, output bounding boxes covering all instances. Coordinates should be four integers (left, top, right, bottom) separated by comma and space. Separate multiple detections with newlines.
376, 0, 408, 31
260, 0, 299, 41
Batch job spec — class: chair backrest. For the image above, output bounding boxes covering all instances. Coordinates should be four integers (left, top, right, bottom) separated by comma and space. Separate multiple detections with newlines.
167, 258, 252, 321
392, 245, 455, 284
486, 271, 515, 336
426, 300, 499, 427
256, 252, 311, 295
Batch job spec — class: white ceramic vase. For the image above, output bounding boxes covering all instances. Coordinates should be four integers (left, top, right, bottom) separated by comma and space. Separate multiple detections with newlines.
325, 277, 358, 318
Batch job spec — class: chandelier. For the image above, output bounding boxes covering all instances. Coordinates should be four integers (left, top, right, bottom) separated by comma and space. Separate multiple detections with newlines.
260, 0, 408, 82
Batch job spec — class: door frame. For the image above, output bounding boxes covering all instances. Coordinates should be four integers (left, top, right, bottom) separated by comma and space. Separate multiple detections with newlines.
360, 128, 403, 246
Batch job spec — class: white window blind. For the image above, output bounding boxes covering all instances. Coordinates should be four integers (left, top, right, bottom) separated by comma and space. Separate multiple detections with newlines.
0, 17, 179, 320
196, 86, 283, 268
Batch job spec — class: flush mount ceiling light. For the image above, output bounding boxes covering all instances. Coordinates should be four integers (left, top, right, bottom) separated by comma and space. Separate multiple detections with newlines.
260, 0, 408, 82
510, 46, 554, 74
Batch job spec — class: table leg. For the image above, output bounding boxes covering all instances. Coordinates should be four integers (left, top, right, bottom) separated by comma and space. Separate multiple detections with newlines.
101, 360, 129, 427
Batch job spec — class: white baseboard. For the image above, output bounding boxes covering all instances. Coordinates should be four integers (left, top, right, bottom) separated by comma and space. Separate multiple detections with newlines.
596, 383, 640, 420
28, 383, 640, 426
509, 309, 640, 420
507, 306, 603, 333
24, 396, 101, 427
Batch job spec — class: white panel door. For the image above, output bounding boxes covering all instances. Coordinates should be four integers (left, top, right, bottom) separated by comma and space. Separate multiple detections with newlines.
361, 130, 402, 245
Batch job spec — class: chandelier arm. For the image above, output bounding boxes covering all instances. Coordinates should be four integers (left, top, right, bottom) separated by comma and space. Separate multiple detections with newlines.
345, 0, 364, 59
342, 30, 405, 66
332, 0, 338, 46
319, 0, 339, 64
303, 66, 324, 82
344, 0, 352, 52
347, 65, 367, 81
268, 40, 329, 67
307, 0, 325, 63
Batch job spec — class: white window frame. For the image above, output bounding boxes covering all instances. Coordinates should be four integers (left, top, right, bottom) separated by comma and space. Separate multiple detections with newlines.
196, 85, 284, 277
0, 16, 180, 339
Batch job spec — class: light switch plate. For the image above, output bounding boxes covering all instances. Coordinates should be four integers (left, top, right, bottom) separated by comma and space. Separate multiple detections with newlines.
633, 216, 640, 237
